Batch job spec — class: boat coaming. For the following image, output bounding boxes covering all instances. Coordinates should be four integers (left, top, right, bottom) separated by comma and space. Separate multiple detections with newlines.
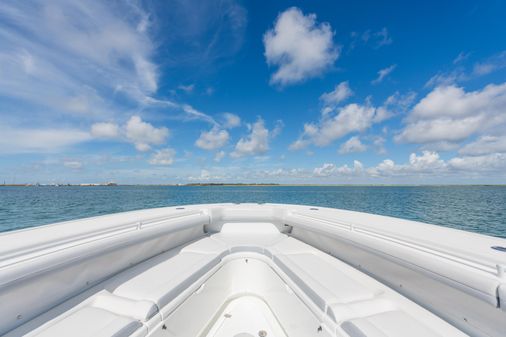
0, 203, 504, 337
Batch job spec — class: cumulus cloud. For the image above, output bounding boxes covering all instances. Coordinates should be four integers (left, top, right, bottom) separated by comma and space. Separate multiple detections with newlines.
313, 160, 364, 177
183, 150, 505, 182
231, 119, 269, 158
263, 7, 338, 86
290, 102, 388, 149
396, 83, 506, 146
195, 127, 229, 150
149, 148, 176, 165
320, 81, 353, 107
90, 122, 120, 138
339, 136, 367, 154
125, 116, 169, 152
90, 116, 169, 152
366, 151, 446, 177
372, 64, 396, 84
222, 113, 241, 128
313, 163, 338, 177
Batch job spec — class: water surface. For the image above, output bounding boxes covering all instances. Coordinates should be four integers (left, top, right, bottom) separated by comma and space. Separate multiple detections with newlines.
0, 185, 505, 238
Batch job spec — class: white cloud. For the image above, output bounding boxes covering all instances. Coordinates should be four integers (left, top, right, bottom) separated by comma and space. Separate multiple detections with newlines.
448, 153, 506, 172
291, 102, 387, 149
308, 151, 505, 180
373, 28, 393, 47
384, 91, 417, 111
313, 160, 363, 177
313, 163, 337, 177
396, 83, 506, 145
149, 148, 176, 166
459, 136, 506, 156
0, 0, 157, 116
0, 0, 220, 156
350, 28, 393, 50
425, 70, 465, 88
63, 160, 83, 169
125, 116, 169, 152
181, 104, 217, 125
473, 51, 506, 76
195, 127, 229, 150
214, 150, 226, 162
372, 136, 387, 154
408, 151, 446, 171
289, 138, 310, 151
231, 119, 269, 158
372, 64, 396, 84
271, 120, 284, 138
90, 116, 170, 152
320, 81, 353, 106
453, 51, 470, 65
222, 113, 241, 128
263, 7, 338, 86
366, 151, 446, 177
90, 122, 119, 138
0, 126, 91, 153
187, 169, 228, 182
425, 51, 506, 88
339, 136, 367, 154
177, 84, 195, 93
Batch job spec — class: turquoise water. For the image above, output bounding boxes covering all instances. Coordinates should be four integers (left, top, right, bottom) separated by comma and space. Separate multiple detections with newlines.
0, 185, 505, 238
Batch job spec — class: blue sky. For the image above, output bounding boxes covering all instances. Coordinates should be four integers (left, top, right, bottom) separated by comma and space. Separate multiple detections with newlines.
1, 0, 506, 184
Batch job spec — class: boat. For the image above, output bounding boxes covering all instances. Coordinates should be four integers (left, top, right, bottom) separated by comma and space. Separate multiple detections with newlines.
0, 203, 504, 337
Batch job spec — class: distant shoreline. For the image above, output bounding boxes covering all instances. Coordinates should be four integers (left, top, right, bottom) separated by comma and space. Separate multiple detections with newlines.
2, 183, 506, 187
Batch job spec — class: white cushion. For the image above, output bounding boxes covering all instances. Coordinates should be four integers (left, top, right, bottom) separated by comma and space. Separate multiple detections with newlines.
92, 292, 158, 321
33, 307, 142, 337
180, 237, 228, 255
211, 231, 286, 253
274, 253, 375, 310
341, 311, 442, 337
267, 237, 316, 255
113, 252, 220, 308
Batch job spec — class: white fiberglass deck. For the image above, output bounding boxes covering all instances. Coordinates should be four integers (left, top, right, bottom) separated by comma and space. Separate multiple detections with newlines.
0, 203, 505, 337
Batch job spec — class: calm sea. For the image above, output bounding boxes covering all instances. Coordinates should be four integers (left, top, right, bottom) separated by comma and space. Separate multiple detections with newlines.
0, 185, 505, 238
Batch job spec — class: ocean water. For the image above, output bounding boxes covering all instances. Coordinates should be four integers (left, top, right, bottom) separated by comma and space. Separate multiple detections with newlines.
0, 185, 505, 238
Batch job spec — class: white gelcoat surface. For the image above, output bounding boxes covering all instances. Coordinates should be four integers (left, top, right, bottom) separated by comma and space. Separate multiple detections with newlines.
205, 296, 287, 337
0, 203, 504, 337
